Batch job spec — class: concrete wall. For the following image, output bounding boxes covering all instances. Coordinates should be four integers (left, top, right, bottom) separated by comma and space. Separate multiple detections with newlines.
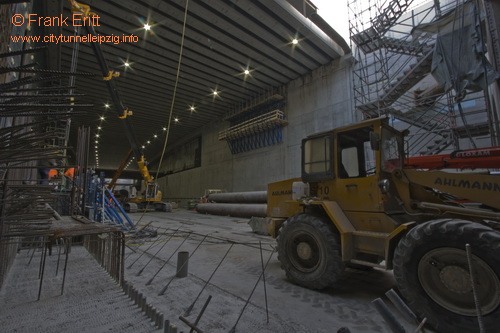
158, 55, 357, 203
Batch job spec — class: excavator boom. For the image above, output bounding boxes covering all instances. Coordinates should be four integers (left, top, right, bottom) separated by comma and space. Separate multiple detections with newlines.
69, 0, 153, 180
69, 1, 169, 212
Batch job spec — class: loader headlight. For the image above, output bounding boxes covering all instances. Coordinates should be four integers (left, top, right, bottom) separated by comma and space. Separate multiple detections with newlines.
378, 179, 390, 194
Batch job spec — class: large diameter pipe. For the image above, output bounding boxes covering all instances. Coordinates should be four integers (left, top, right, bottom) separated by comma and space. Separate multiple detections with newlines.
196, 203, 267, 218
207, 191, 267, 203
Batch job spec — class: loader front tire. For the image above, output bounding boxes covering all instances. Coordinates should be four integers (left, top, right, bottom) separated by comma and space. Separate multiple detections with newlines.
393, 219, 500, 333
277, 213, 344, 289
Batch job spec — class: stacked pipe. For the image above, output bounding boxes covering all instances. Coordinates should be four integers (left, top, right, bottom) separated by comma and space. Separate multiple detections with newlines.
196, 191, 267, 218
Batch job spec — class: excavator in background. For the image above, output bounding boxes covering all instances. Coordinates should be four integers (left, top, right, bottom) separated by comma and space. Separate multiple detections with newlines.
267, 116, 500, 333
107, 150, 168, 212
70, 1, 170, 213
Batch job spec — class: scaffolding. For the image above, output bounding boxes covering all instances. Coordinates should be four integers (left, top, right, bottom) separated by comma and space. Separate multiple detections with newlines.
348, 0, 496, 155
219, 89, 288, 154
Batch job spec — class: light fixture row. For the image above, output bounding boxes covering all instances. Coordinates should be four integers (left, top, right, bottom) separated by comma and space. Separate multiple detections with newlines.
141, 21, 301, 46
93, 103, 113, 168
95, 22, 301, 169
96, 98, 195, 169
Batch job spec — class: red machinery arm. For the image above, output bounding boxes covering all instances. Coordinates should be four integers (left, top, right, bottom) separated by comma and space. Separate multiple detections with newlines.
108, 149, 133, 190
405, 146, 500, 170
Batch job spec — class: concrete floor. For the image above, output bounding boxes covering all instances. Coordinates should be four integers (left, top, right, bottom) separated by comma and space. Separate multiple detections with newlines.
0, 209, 426, 332
124, 209, 416, 333
0, 244, 157, 332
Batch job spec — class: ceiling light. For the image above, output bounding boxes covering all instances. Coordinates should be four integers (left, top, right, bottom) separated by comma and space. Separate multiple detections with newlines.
144, 23, 151, 31
124, 61, 130, 67
147, 140, 151, 144
162, 127, 167, 131
153, 134, 157, 138
292, 38, 299, 45
100, 116, 105, 120
95, 140, 98, 144
213, 90, 218, 96
104, 103, 110, 108
97, 126, 102, 130
95, 146, 98, 149
95, 134, 100, 138
174, 118, 179, 123
141, 145, 145, 149
244, 69, 250, 75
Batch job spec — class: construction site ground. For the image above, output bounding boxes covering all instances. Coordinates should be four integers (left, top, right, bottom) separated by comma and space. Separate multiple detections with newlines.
0, 209, 427, 333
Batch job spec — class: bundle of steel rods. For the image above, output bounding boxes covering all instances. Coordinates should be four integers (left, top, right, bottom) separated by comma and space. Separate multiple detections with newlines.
0, 1, 104, 290
84, 231, 125, 284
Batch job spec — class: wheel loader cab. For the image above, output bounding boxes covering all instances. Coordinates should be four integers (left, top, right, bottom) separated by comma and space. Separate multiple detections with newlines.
301, 119, 404, 214
335, 126, 381, 212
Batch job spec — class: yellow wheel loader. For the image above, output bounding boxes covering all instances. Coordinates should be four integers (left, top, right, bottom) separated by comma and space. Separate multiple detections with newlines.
267, 117, 500, 333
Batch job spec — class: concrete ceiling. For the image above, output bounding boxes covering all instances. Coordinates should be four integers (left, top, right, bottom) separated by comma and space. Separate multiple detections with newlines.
45, 0, 349, 172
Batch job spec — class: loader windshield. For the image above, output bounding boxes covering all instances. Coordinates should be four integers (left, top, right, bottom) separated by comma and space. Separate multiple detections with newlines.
381, 127, 403, 173
302, 134, 333, 181
338, 127, 376, 178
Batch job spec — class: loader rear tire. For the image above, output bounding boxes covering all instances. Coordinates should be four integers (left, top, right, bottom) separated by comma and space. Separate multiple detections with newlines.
277, 213, 344, 289
393, 219, 500, 333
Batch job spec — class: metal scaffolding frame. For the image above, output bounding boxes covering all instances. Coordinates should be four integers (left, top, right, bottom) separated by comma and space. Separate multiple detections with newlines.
348, 0, 496, 155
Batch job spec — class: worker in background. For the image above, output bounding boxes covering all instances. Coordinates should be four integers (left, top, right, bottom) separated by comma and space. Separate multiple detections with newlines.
64, 167, 76, 180
37, 158, 57, 185
48, 169, 59, 180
